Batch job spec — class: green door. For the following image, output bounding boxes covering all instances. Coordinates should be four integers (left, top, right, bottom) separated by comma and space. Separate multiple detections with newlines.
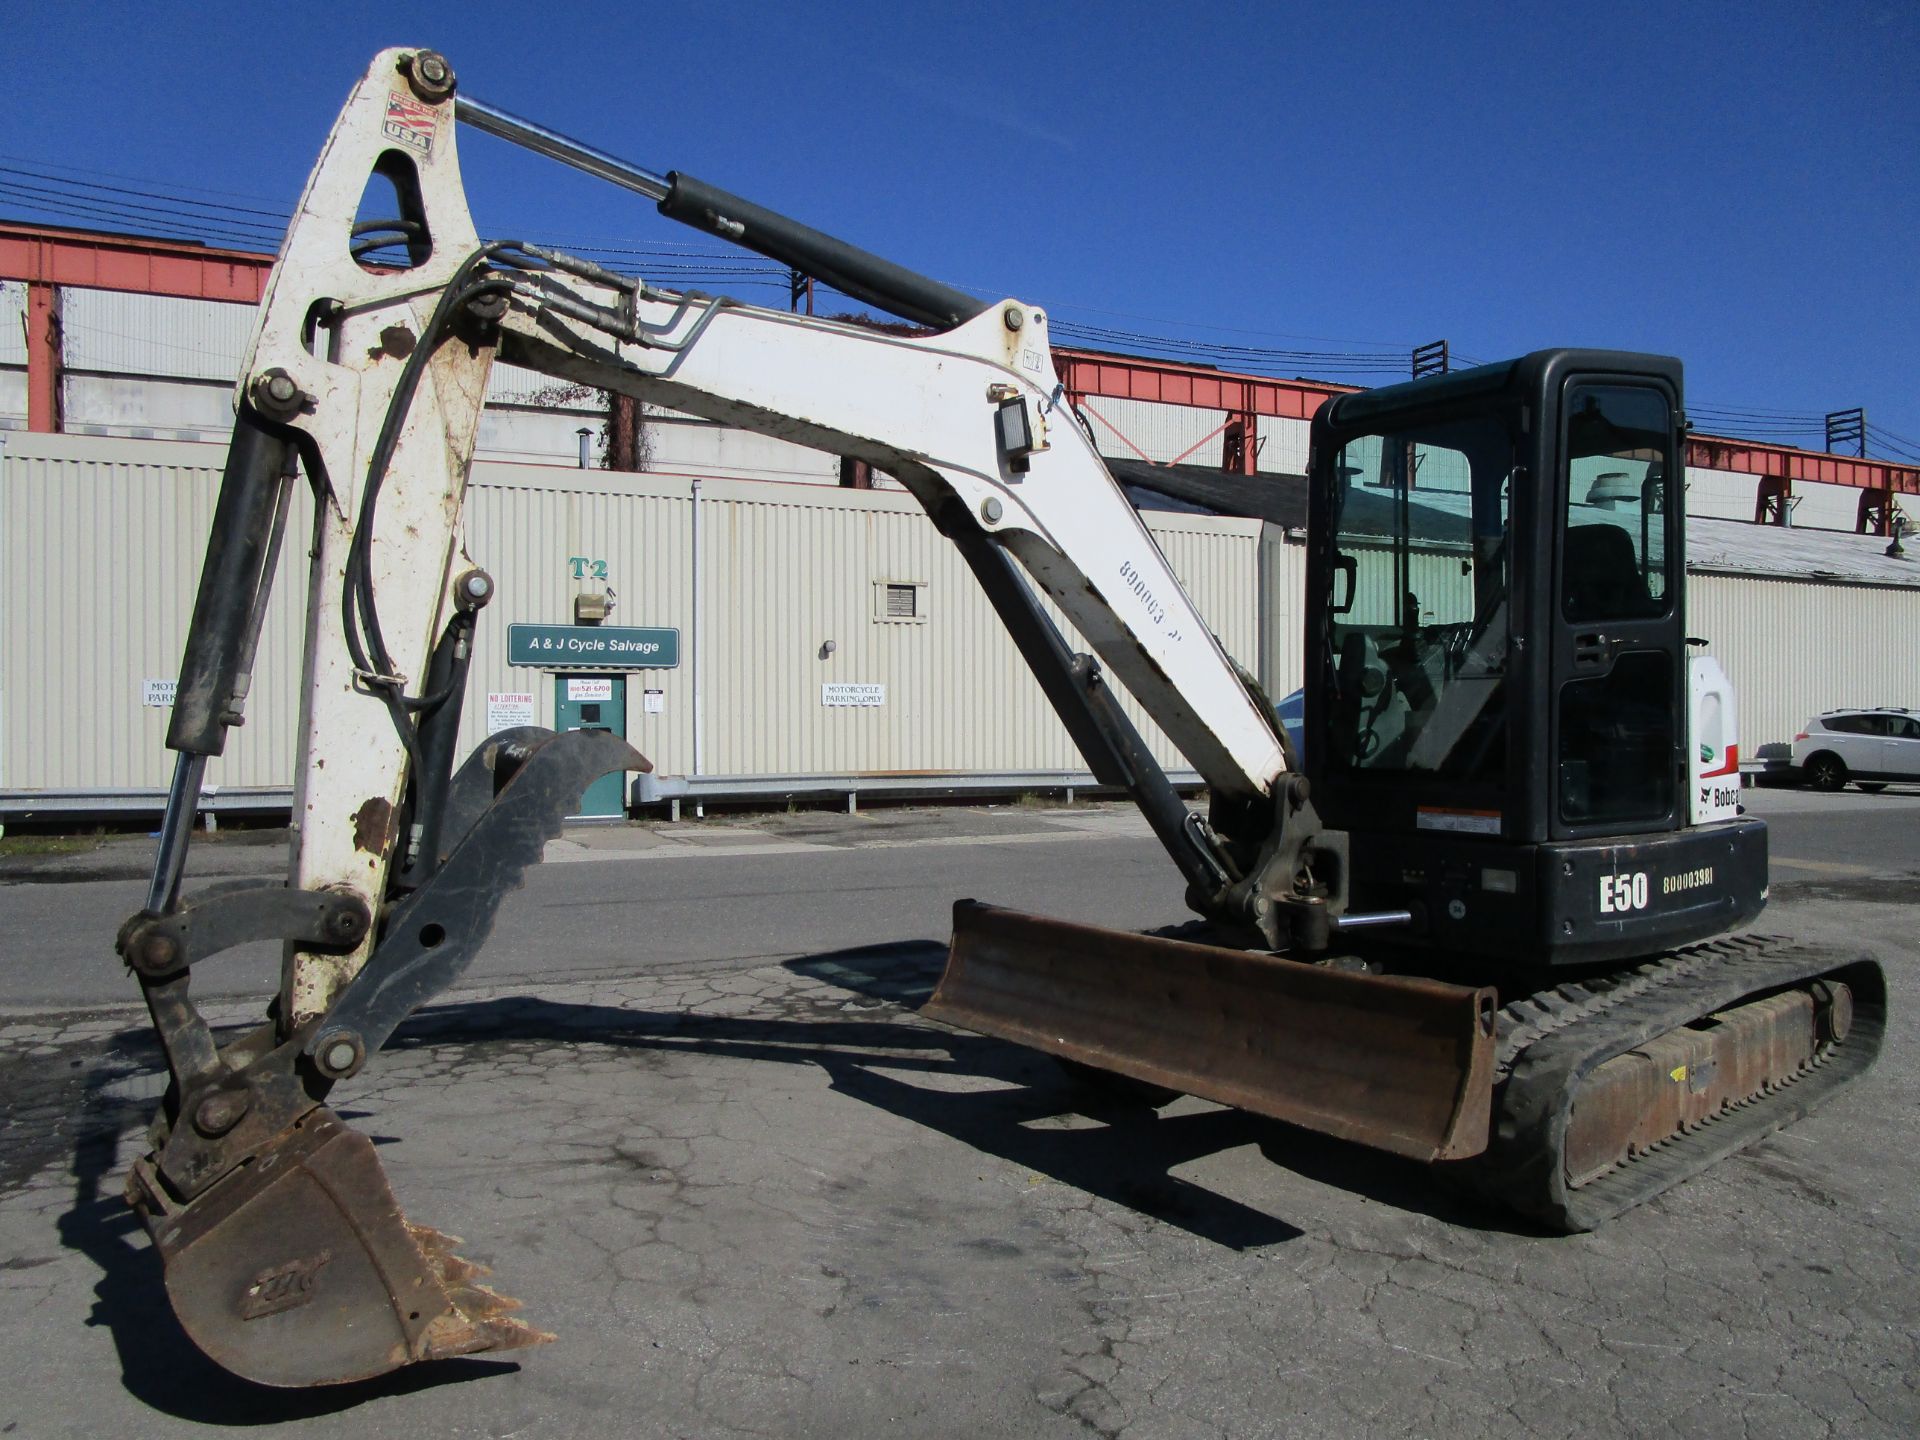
553, 675, 628, 818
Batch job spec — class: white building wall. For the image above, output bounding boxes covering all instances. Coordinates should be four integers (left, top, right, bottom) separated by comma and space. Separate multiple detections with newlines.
476, 408, 605, 466
64, 373, 233, 441
61, 289, 254, 382
0, 434, 1261, 802
645, 418, 841, 487
1257, 526, 1307, 700
5, 430, 1916, 806
0, 282, 24, 366
1259, 415, 1313, 476
1780, 481, 1873, 532
1685, 464, 1882, 533
455, 467, 1258, 779
1688, 572, 1920, 757
1684, 466, 1760, 522
1, 281, 27, 431
25, 287, 1900, 528
485, 362, 599, 411
1082, 395, 1230, 467
0, 433, 312, 794
1079, 397, 1312, 477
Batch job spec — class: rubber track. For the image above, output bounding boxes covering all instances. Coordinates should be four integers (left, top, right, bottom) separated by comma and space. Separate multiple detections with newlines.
1449, 933, 1886, 1232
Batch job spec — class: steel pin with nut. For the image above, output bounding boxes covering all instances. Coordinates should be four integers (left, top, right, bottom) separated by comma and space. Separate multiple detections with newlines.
193, 1090, 249, 1136
249, 368, 310, 421
404, 50, 456, 103
315, 1030, 368, 1079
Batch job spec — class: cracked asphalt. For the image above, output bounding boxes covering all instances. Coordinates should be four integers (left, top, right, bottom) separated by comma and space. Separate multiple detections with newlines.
0, 790, 1916, 1438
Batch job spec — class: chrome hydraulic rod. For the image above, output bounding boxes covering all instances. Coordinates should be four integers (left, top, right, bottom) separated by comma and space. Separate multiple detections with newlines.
456, 95, 672, 200
1332, 909, 1416, 932
145, 753, 207, 914
457, 91, 985, 329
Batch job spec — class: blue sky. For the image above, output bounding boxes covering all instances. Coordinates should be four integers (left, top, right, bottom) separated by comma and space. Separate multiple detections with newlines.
5, 1, 1916, 456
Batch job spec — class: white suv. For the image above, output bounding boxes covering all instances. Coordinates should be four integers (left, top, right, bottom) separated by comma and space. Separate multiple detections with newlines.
1791, 708, 1920, 793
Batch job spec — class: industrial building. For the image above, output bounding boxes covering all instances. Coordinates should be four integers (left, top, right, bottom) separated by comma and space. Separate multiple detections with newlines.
2, 220, 1916, 821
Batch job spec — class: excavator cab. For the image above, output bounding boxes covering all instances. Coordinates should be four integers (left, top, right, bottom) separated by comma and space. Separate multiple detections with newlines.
1303, 350, 1768, 971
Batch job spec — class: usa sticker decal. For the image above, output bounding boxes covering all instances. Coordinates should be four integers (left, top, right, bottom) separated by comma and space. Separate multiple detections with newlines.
384, 92, 438, 154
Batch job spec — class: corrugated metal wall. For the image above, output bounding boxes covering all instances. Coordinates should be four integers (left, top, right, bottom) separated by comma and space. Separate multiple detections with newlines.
1081, 395, 1229, 466
11, 284, 1898, 527
0, 432, 312, 793
1258, 525, 1306, 700
459, 468, 697, 778
2, 281, 29, 431
1688, 572, 1920, 754
1686, 464, 1863, 531
0, 281, 25, 365
6, 432, 1914, 802
459, 465, 1261, 777
1, 435, 1261, 797
61, 289, 253, 383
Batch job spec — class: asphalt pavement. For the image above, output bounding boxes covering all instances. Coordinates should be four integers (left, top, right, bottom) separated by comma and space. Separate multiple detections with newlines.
0, 789, 1916, 1437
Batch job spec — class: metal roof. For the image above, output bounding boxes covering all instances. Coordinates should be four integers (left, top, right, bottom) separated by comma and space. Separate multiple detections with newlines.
1685, 515, 1920, 589
1113, 460, 1919, 590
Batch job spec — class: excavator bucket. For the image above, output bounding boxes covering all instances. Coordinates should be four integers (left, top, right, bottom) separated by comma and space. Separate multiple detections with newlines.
136, 1109, 548, 1388
926, 901, 1499, 1161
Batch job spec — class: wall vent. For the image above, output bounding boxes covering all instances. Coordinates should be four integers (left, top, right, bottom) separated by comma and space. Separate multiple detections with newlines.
873, 580, 928, 623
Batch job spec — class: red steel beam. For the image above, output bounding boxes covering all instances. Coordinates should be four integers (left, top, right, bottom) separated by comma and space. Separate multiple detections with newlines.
1057, 346, 1918, 496
0, 222, 270, 303
1053, 347, 1355, 422
3, 226, 1914, 497
25, 281, 61, 432
1686, 433, 1919, 496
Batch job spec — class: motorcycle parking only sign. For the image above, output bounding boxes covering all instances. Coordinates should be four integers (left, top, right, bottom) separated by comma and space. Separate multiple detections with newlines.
822, 683, 886, 707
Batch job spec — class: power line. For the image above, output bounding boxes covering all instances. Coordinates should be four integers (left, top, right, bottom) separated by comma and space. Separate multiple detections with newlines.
0, 179, 284, 241
1864, 425, 1920, 464
0, 163, 289, 221
2, 153, 1914, 451
0, 150, 291, 207
1689, 399, 1828, 421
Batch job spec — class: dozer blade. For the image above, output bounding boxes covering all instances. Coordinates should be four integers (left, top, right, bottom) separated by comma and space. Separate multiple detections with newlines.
927, 901, 1499, 1161
140, 1108, 549, 1388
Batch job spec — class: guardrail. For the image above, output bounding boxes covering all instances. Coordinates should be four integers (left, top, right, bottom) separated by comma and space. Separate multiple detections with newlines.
632, 769, 1205, 819
0, 770, 1207, 829
0, 787, 291, 829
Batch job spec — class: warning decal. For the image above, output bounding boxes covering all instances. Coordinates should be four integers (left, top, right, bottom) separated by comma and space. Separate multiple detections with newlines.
383, 92, 438, 155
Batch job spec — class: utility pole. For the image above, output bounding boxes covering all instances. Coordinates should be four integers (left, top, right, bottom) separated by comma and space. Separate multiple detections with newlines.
1825, 408, 1865, 456
1412, 340, 1449, 379
788, 267, 815, 316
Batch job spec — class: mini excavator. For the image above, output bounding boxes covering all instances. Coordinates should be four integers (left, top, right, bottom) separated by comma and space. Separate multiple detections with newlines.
115, 48, 1883, 1385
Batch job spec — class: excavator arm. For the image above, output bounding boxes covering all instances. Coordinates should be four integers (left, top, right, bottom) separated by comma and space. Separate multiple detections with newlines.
119, 47, 1402, 1387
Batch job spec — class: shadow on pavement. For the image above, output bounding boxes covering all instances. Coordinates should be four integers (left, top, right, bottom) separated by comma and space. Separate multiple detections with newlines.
787, 940, 1536, 1236
394, 938, 1525, 1238
58, 933, 1532, 1416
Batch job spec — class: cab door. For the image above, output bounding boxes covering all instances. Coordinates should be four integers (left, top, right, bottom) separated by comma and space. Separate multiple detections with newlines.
1549, 377, 1684, 838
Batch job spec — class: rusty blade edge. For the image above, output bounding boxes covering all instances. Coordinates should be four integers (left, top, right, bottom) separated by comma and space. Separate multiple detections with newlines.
930, 902, 1496, 1162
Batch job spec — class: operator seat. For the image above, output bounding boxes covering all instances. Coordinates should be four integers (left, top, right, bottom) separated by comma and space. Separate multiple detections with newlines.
1563, 524, 1651, 622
